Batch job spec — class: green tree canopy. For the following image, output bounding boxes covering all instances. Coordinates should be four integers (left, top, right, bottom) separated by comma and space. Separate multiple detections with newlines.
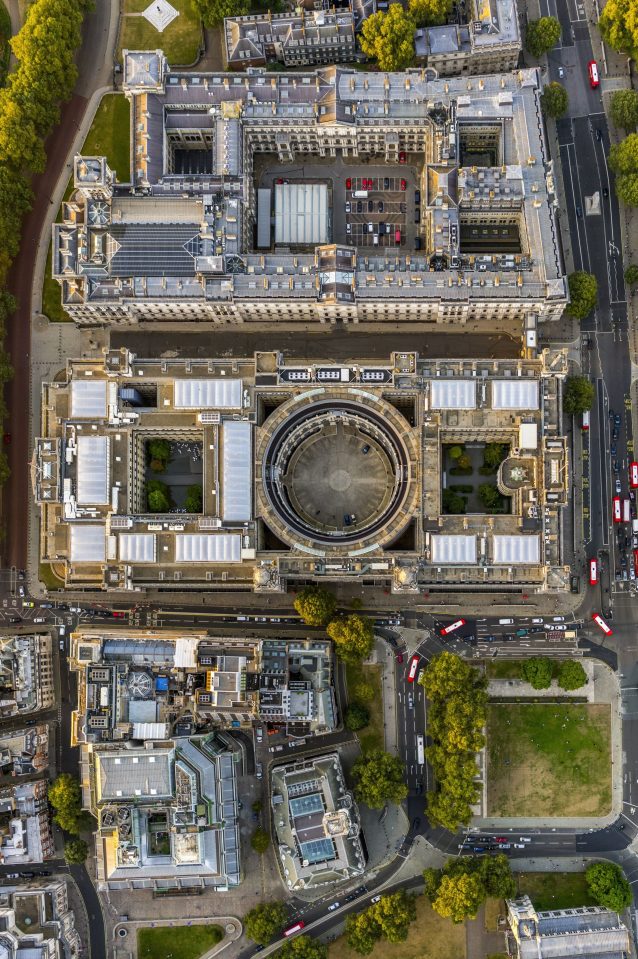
478, 484, 502, 512
147, 438, 171, 471
293, 586, 337, 626
145, 480, 172, 513
368, 891, 417, 943
353, 750, 408, 808
432, 872, 486, 923
244, 902, 288, 945
345, 910, 380, 956
625, 264, 638, 286
520, 656, 554, 689
599, 0, 638, 60
184, 484, 203, 513
483, 443, 507, 469
345, 702, 371, 731
408, 0, 452, 26
64, 838, 88, 864
566, 271, 598, 319
480, 854, 516, 899
541, 82, 569, 119
251, 827, 271, 855
420, 651, 480, 700
354, 680, 375, 703
525, 16, 561, 57
277, 936, 328, 959
360, 4, 416, 72
609, 135, 638, 205
586, 862, 632, 912
563, 375, 595, 416
442, 488, 466, 514
611, 90, 638, 131
48, 774, 84, 835
448, 445, 464, 459
192, 0, 249, 26
557, 659, 588, 691
326, 614, 374, 665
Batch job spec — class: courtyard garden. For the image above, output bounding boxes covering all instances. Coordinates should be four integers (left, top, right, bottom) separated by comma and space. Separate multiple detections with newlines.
143, 438, 203, 513
441, 442, 511, 515
486, 703, 612, 817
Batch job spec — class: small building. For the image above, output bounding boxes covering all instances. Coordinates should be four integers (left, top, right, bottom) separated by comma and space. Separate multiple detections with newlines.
224, 6, 356, 70
415, 0, 520, 77
507, 896, 631, 959
0, 877, 82, 959
0, 635, 54, 718
0, 781, 55, 864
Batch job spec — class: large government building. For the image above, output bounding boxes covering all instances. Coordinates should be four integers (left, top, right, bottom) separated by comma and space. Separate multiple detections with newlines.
32, 348, 569, 595
50, 50, 565, 334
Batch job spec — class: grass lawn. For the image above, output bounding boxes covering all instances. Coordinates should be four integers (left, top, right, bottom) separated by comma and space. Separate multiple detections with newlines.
515, 872, 594, 911
486, 703, 611, 817
345, 661, 383, 753
80, 95, 130, 182
484, 897, 504, 932
42, 247, 72, 323
486, 661, 525, 680
328, 896, 465, 959
39, 562, 65, 590
118, 0, 201, 66
137, 925, 223, 959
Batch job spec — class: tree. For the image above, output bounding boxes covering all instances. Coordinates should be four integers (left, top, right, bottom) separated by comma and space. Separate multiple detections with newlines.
423, 867, 443, 900
420, 651, 480, 700
586, 861, 632, 912
457, 453, 472, 470
354, 681, 375, 703
184, 484, 203, 513
345, 911, 381, 955
525, 16, 561, 57
442, 488, 466, 514
563, 375, 595, 416
145, 480, 172, 513
599, 0, 638, 60
483, 443, 507, 470
293, 586, 336, 626
541, 82, 569, 119
64, 838, 88, 864
345, 702, 370, 731
432, 872, 486, 923
192, 0, 250, 27
566, 271, 598, 318
616, 173, 638, 205
520, 656, 554, 689
625, 264, 638, 287
478, 484, 502, 512
611, 90, 638, 131
557, 659, 587, 691
251, 827, 271, 855
277, 936, 328, 959
48, 774, 84, 835
408, 0, 452, 26
449, 445, 464, 460
359, 4, 416, 72
147, 438, 172, 472
609, 135, 638, 205
244, 902, 288, 944
353, 750, 408, 808
368, 891, 416, 942
480, 854, 516, 899
327, 614, 374, 665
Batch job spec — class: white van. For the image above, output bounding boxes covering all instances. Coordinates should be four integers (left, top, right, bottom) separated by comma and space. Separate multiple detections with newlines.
498, 618, 514, 625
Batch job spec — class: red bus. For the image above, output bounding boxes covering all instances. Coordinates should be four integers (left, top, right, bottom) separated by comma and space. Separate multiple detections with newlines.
630, 462, 638, 489
407, 655, 420, 683
613, 497, 622, 522
592, 613, 613, 636
589, 559, 598, 585
284, 922, 305, 938
634, 549, 638, 576
624, 499, 631, 523
588, 60, 600, 88
440, 618, 466, 637
582, 411, 590, 431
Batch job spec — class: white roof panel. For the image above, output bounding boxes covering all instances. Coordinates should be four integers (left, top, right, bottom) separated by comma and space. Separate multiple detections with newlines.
430, 379, 476, 409
118, 534, 156, 563
492, 534, 540, 565
70, 524, 106, 563
492, 379, 539, 410
70, 379, 107, 418
431, 534, 477, 564
173, 379, 242, 409
76, 436, 110, 505
519, 423, 538, 450
222, 420, 252, 522
275, 183, 329, 245
132, 722, 169, 740
175, 534, 242, 563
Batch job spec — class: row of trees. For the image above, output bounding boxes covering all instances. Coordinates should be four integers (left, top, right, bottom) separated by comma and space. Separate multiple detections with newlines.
598, 0, 638, 63
293, 587, 375, 665
563, 375, 595, 416
48, 774, 91, 863
519, 657, 587, 691
424, 854, 515, 923
244, 902, 326, 958
420, 652, 487, 831
609, 134, 638, 206
345, 890, 417, 955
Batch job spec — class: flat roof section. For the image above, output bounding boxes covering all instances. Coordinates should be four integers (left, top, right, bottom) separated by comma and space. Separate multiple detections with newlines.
431, 534, 477, 564
76, 435, 110, 505
175, 533, 242, 563
173, 378, 242, 409
70, 524, 106, 563
118, 533, 157, 562
275, 183, 329, 246
70, 379, 107, 419
492, 534, 540, 564
491, 379, 539, 410
430, 379, 477, 410
222, 420, 252, 522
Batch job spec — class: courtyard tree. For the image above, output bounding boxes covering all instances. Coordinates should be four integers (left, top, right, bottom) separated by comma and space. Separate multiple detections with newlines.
563, 375, 595, 416
557, 659, 588, 691
432, 871, 486, 923
541, 82, 569, 119
147, 438, 172, 472
566, 271, 598, 318
48, 773, 84, 835
250, 827, 271, 855
625, 264, 638, 287
478, 484, 502, 512
326, 614, 374, 664
64, 838, 88, 864
244, 901, 288, 945
520, 656, 554, 689
599, 0, 638, 60
145, 479, 172, 513
611, 90, 638, 131
293, 586, 336, 626
448, 445, 464, 460
525, 16, 561, 57
408, 0, 452, 26
184, 484, 203, 513
442, 488, 466, 514
586, 862, 632, 911
353, 750, 408, 808
192, 0, 250, 26
483, 442, 507, 470
359, 4, 416, 72
345, 702, 370, 731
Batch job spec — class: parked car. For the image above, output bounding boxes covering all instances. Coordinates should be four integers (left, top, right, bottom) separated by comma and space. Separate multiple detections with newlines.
414, 189, 421, 204
400, 179, 407, 191
346, 177, 352, 189
256, 727, 264, 743
345, 202, 351, 213
328, 902, 340, 912
383, 177, 390, 189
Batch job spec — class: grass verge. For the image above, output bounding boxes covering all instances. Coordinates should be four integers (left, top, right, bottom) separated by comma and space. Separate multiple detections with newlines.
137, 925, 223, 959
345, 661, 383, 753
515, 872, 594, 911
484, 898, 504, 932
39, 562, 65, 590
118, 1, 201, 66
328, 896, 465, 959
486, 703, 611, 817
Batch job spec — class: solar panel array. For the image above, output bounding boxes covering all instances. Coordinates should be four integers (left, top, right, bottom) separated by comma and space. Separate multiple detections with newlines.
290, 793, 323, 818
299, 837, 334, 864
